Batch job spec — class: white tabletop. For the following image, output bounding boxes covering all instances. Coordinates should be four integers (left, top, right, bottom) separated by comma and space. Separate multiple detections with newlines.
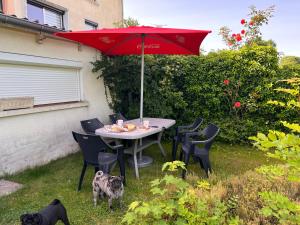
95, 118, 176, 140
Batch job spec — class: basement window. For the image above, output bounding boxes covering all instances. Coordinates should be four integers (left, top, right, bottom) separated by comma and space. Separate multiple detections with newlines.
27, 0, 64, 29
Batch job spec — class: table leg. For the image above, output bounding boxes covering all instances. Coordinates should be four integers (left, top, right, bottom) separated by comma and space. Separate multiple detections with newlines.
139, 139, 143, 161
157, 131, 166, 158
133, 139, 140, 179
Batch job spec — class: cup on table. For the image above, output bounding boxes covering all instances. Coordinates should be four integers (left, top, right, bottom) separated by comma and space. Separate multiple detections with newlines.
143, 120, 150, 129
117, 119, 123, 127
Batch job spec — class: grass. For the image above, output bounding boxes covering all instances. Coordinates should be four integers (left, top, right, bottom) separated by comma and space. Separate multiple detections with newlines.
0, 142, 274, 225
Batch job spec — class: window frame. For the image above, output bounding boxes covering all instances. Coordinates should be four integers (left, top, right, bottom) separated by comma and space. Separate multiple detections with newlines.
85, 19, 98, 30
27, 0, 65, 29
0, 51, 84, 107
0, 0, 3, 13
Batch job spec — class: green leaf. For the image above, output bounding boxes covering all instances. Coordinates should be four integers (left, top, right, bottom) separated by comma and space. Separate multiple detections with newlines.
128, 201, 140, 211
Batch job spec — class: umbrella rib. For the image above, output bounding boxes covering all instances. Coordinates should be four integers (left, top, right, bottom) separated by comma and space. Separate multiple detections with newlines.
148, 34, 195, 54
105, 34, 140, 55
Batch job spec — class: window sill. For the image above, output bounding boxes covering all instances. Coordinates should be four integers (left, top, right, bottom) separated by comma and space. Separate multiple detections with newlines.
0, 101, 88, 118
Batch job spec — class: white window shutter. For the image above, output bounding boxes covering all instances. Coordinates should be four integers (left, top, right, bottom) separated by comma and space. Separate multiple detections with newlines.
44, 9, 62, 28
0, 64, 81, 105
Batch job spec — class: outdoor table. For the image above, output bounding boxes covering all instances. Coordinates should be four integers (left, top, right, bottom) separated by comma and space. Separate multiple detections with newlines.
95, 118, 176, 178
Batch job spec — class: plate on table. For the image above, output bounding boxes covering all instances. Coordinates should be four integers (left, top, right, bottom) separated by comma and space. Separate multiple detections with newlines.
104, 125, 128, 133
137, 125, 151, 131
123, 123, 136, 131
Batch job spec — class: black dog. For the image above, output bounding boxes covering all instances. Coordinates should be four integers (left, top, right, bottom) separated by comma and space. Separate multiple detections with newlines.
20, 199, 70, 225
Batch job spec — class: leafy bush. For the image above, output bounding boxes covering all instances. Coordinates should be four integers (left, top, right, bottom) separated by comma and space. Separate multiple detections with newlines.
92, 45, 299, 143
249, 78, 300, 224
121, 161, 240, 225
260, 191, 300, 224
221, 170, 300, 224
121, 162, 300, 225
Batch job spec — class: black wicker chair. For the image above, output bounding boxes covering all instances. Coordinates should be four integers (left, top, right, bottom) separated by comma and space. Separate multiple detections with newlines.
180, 124, 220, 179
72, 132, 125, 191
172, 117, 203, 160
81, 118, 115, 144
80, 118, 104, 134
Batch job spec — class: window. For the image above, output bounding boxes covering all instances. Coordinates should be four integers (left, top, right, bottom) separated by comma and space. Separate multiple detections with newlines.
27, 0, 64, 29
85, 19, 98, 30
0, 52, 82, 106
0, 0, 3, 13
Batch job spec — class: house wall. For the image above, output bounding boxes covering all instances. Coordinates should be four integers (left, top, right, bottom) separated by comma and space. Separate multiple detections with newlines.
0, 0, 123, 176
5, 0, 123, 30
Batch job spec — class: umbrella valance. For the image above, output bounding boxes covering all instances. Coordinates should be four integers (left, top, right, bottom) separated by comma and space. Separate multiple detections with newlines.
55, 26, 211, 55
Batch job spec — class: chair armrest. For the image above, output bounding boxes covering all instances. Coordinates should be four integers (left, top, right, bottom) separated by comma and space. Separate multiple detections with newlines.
190, 134, 218, 145
99, 136, 124, 151
110, 144, 124, 151
177, 124, 193, 133
184, 131, 200, 138
183, 131, 201, 145
191, 139, 210, 145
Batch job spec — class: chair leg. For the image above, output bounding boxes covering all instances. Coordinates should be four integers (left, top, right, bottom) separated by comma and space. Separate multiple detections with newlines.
208, 159, 212, 173
179, 150, 183, 161
94, 166, 99, 174
78, 162, 87, 191
172, 138, 178, 161
102, 164, 110, 174
199, 159, 204, 169
201, 157, 210, 178
117, 148, 126, 185
181, 152, 190, 179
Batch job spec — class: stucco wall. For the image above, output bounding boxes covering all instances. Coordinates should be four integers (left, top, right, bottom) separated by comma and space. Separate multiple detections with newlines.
0, 26, 113, 176
8, 0, 123, 30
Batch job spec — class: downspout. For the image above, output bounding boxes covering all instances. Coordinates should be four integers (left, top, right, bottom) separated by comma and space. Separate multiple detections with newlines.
120, 0, 124, 27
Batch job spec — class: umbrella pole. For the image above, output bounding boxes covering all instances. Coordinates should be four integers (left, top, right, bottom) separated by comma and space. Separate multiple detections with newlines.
130, 33, 153, 169
140, 34, 145, 123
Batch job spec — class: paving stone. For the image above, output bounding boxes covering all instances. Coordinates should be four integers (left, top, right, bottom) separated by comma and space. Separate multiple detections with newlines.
0, 179, 23, 197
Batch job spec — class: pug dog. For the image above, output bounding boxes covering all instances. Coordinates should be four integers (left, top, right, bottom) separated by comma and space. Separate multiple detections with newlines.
92, 171, 124, 210
20, 199, 70, 225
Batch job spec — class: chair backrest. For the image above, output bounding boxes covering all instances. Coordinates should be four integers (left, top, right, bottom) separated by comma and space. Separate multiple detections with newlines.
202, 124, 220, 150
109, 113, 127, 124
72, 131, 106, 165
80, 118, 104, 134
191, 117, 204, 131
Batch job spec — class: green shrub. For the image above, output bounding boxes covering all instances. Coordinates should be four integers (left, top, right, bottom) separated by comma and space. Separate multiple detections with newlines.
121, 161, 240, 225
249, 78, 300, 224
221, 170, 300, 224
92, 45, 299, 143
121, 162, 300, 225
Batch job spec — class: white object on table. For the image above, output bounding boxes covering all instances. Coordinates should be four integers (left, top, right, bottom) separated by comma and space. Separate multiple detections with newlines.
143, 120, 150, 128
95, 118, 176, 178
117, 119, 123, 127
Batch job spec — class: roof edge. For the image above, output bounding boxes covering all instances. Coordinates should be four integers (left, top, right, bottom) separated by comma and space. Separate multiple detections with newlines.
0, 13, 65, 34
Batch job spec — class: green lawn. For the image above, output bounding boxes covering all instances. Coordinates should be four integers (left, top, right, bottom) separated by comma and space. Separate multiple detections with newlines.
0, 143, 273, 225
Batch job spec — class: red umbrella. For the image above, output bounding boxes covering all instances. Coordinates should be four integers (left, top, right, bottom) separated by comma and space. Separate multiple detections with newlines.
55, 26, 211, 121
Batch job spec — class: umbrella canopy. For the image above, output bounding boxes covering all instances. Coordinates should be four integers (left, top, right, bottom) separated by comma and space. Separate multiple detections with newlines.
55, 26, 211, 121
